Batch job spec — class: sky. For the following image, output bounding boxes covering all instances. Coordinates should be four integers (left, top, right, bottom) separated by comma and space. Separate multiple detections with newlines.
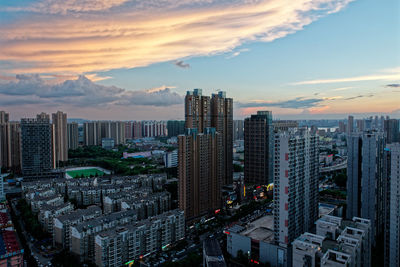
0, 0, 399, 121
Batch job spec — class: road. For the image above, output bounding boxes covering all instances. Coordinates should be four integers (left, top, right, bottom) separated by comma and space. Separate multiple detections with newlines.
11, 200, 53, 267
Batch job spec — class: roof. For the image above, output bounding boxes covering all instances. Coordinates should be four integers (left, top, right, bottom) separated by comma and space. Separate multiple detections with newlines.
241, 214, 274, 242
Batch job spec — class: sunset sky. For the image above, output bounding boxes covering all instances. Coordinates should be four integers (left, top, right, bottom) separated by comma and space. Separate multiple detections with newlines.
0, 0, 399, 120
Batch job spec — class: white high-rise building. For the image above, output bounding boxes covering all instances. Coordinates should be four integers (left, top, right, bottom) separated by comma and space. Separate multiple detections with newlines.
273, 129, 319, 246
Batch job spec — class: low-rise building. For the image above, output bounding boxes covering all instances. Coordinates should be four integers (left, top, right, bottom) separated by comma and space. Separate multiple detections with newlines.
292, 215, 371, 267
203, 238, 226, 267
53, 205, 102, 248
38, 202, 74, 234
94, 209, 185, 267
226, 214, 289, 267
70, 209, 138, 261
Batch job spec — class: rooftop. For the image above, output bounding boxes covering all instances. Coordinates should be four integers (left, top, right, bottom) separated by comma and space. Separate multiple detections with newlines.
239, 214, 274, 243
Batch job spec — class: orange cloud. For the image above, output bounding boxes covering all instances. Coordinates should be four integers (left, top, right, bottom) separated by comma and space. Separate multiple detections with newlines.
0, 0, 354, 75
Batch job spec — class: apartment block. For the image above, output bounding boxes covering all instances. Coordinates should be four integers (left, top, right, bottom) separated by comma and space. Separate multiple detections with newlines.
53, 205, 102, 248
274, 129, 319, 246
94, 210, 185, 267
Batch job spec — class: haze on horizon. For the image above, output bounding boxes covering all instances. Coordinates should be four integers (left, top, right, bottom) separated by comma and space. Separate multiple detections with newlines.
0, 0, 399, 121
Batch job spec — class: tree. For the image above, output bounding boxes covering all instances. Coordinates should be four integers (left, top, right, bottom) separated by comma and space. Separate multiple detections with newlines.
334, 173, 347, 187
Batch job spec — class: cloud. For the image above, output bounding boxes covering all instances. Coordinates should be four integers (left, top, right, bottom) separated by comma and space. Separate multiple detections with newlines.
386, 83, 400, 88
0, 0, 354, 74
332, 86, 354, 91
5, 0, 131, 14
226, 48, 250, 59
343, 94, 374, 100
0, 74, 182, 107
237, 97, 325, 109
292, 68, 400, 85
173, 60, 190, 69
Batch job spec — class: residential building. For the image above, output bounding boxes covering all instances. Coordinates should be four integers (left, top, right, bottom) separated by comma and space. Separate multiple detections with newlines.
164, 150, 178, 168
347, 115, 354, 135
102, 138, 115, 150
383, 143, 400, 267
244, 111, 274, 185
70, 210, 138, 261
384, 119, 399, 144
178, 128, 222, 220
0, 122, 21, 172
94, 210, 185, 267
273, 120, 298, 132
52, 111, 68, 164
53, 205, 102, 248
0, 111, 9, 124
233, 120, 244, 140
21, 115, 54, 176
346, 132, 385, 243
293, 215, 371, 267
167, 120, 185, 137
67, 122, 79, 150
274, 129, 319, 246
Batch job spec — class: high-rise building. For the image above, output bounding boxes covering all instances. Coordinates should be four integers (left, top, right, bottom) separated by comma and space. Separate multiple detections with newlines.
244, 111, 273, 185
211, 91, 233, 185
179, 89, 233, 220
346, 132, 385, 244
83, 121, 102, 146
52, 111, 68, 163
83, 121, 126, 146
21, 116, 54, 176
273, 129, 319, 246
233, 120, 244, 140
184, 89, 211, 132
383, 143, 400, 267
356, 119, 365, 132
384, 119, 399, 144
167, 120, 185, 137
0, 122, 21, 172
132, 121, 142, 139
67, 123, 79, 150
178, 128, 222, 220
273, 120, 298, 132
338, 121, 346, 133
347, 115, 354, 135
0, 111, 9, 124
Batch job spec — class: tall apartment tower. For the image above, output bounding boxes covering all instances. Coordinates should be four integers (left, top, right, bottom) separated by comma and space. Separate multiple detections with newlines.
52, 111, 68, 163
346, 131, 385, 244
273, 129, 319, 246
67, 123, 79, 150
211, 92, 233, 185
83, 121, 101, 146
0, 111, 9, 124
184, 89, 211, 132
244, 111, 274, 185
183, 89, 233, 185
233, 120, 244, 140
383, 143, 400, 267
347, 115, 354, 135
178, 128, 222, 220
384, 119, 399, 144
0, 122, 21, 172
21, 116, 54, 176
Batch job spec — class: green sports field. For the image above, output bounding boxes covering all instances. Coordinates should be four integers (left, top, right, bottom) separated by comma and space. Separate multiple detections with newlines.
67, 168, 105, 178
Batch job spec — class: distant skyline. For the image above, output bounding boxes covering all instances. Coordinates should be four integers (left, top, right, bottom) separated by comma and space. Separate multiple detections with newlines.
0, 0, 399, 120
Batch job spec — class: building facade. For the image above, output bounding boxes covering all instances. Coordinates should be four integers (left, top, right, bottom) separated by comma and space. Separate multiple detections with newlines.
273, 130, 319, 246
67, 122, 79, 150
244, 111, 274, 185
383, 143, 400, 267
21, 115, 54, 176
52, 111, 68, 164
346, 132, 385, 243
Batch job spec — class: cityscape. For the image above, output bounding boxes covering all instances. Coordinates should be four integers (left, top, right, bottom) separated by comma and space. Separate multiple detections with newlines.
0, 0, 399, 267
